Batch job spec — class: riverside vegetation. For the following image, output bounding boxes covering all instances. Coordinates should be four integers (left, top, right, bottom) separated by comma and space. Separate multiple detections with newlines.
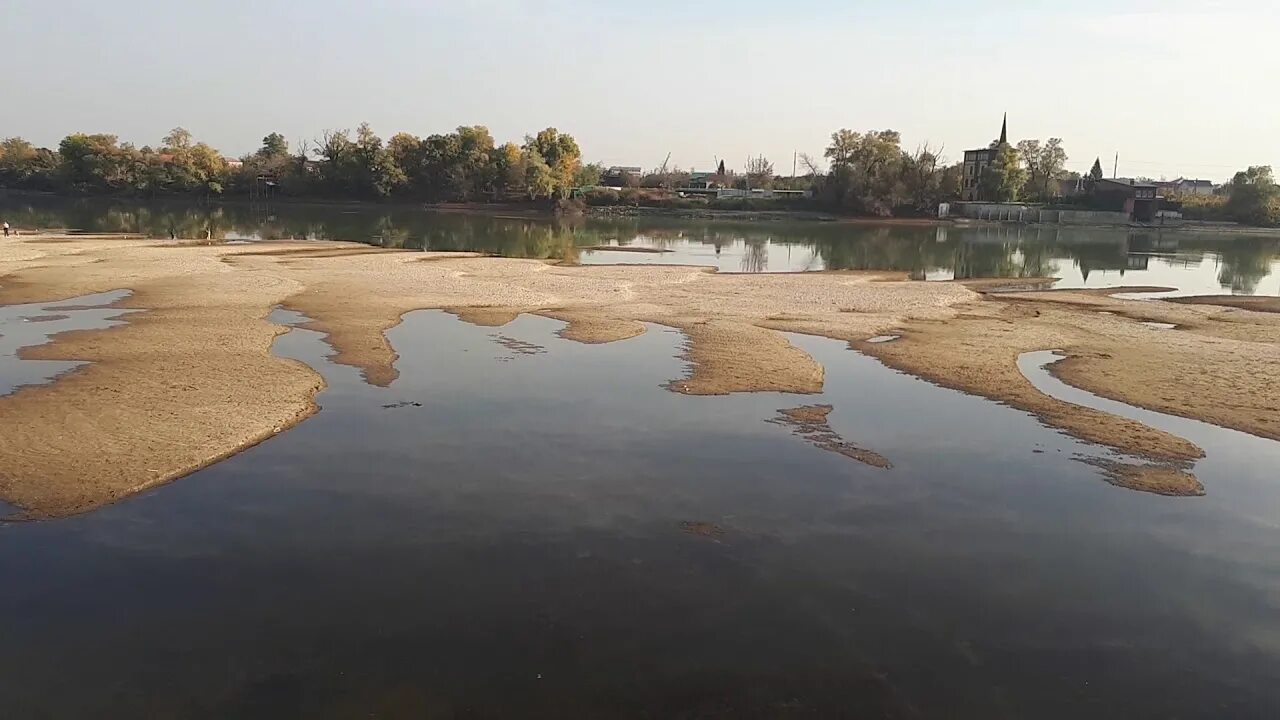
2, 126, 1277, 224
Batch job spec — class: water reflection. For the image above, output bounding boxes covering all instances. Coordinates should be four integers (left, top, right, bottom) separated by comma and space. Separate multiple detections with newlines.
3, 311, 1279, 717
3, 196, 1278, 294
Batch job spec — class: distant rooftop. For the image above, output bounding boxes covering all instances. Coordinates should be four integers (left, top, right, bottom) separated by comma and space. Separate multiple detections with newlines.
1098, 177, 1156, 189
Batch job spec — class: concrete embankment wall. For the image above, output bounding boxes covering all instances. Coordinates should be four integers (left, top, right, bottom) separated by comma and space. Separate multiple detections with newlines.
947, 203, 1132, 226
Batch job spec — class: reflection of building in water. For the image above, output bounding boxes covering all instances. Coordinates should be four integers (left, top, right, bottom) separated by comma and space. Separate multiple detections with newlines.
1127, 233, 1180, 255
1069, 242, 1131, 282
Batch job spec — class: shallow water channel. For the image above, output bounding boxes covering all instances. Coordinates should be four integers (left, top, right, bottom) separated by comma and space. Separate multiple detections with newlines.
0, 290, 134, 395
2, 309, 1279, 718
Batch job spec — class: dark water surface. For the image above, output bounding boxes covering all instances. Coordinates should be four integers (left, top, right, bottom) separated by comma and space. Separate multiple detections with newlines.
2, 309, 1278, 718
3, 196, 1279, 294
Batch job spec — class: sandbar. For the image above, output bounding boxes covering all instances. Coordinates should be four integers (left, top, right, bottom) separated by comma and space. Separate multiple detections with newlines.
1, 233, 1277, 516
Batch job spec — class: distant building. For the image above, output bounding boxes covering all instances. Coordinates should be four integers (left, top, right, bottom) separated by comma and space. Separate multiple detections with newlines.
1058, 175, 1087, 198
1095, 178, 1159, 221
686, 170, 723, 190
961, 114, 1009, 201
601, 166, 643, 187
225, 158, 244, 169
1169, 178, 1214, 196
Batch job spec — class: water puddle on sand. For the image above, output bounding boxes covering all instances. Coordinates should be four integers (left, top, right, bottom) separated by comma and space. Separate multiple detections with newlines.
2, 312, 1280, 717
864, 334, 901, 343
0, 290, 136, 395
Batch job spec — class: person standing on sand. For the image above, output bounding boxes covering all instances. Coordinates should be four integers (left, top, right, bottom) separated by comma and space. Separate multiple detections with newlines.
3, 221, 9, 237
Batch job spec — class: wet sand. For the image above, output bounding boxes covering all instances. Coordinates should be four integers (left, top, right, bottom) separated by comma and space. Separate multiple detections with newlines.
768, 405, 893, 469
1, 233, 1277, 516
1168, 295, 1280, 314
1077, 458, 1206, 497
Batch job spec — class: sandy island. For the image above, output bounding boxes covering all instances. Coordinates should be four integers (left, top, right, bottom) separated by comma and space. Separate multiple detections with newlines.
2, 233, 1278, 517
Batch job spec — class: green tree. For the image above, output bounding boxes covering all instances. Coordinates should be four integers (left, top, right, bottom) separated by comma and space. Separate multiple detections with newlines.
1016, 138, 1068, 201
745, 155, 774, 189
0, 137, 58, 188
574, 161, 604, 188
352, 123, 404, 198
824, 129, 860, 165
493, 142, 526, 196
58, 133, 133, 190
1225, 166, 1279, 226
523, 151, 556, 200
258, 132, 290, 159
979, 144, 1027, 202
524, 128, 581, 198
821, 129, 905, 214
162, 127, 193, 151
158, 128, 227, 194
314, 128, 356, 195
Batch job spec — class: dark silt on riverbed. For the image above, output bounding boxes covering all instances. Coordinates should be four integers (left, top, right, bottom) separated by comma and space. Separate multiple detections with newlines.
2, 308, 1279, 719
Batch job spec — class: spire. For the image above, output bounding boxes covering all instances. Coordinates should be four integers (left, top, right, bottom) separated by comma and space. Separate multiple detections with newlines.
999, 112, 1008, 145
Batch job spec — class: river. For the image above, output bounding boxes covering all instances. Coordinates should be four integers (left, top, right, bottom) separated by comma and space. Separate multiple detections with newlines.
2, 199, 1280, 717
2, 196, 1278, 295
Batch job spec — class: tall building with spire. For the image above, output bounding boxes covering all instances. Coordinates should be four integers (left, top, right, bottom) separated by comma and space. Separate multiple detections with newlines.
961, 114, 1011, 201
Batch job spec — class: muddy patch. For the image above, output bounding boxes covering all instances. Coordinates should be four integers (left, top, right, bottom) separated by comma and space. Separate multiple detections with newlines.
680, 521, 726, 540
768, 404, 892, 469
492, 333, 547, 360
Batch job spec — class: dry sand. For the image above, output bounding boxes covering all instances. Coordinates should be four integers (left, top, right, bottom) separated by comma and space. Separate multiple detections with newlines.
1, 233, 1277, 516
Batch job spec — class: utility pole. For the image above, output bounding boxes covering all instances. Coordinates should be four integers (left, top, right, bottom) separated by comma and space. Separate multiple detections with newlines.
1113, 153, 1119, 179
793, 151, 797, 179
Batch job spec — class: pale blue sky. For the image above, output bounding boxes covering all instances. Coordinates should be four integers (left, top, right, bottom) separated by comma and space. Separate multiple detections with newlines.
4, 0, 1275, 181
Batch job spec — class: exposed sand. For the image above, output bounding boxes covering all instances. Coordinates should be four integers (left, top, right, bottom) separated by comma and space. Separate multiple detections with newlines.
768, 405, 893, 469
1168, 295, 1280, 314
1, 233, 1277, 516
1077, 458, 1205, 497
581, 245, 673, 253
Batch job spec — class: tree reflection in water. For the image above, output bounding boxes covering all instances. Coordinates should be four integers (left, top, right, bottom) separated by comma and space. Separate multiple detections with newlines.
1, 196, 1276, 293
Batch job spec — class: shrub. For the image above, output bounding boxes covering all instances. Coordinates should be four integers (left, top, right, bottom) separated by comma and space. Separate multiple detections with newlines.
617, 188, 647, 206
582, 188, 620, 206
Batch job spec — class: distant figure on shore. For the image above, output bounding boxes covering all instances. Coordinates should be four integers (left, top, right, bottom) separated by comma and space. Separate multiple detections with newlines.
3, 221, 9, 237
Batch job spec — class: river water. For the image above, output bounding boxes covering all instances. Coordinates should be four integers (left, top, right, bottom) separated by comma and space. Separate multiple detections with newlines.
2, 196, 1278, 295
1, 302, 1279, 717
3, 198, 1280, 717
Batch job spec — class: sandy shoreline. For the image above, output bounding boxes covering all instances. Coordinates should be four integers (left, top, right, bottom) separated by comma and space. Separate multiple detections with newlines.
2, 233, 1278, 516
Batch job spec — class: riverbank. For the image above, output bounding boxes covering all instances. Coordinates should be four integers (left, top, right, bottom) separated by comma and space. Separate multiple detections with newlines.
1, 232, 1277, 516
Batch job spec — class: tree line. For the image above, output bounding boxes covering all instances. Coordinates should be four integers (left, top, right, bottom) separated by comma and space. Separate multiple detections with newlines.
0, 125, 591, 202
2, 124, 1276, 225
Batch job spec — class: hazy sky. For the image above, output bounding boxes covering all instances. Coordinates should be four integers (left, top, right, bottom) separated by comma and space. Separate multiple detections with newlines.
4, 0, 1275, 181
